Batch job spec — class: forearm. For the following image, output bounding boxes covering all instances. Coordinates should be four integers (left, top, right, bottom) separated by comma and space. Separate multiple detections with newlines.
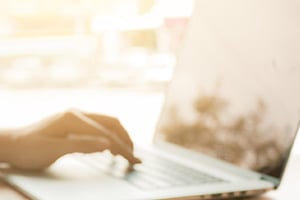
0, 129, 16, 163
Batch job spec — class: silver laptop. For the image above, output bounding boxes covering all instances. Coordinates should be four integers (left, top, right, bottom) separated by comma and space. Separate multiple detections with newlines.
1, 0, 300, 199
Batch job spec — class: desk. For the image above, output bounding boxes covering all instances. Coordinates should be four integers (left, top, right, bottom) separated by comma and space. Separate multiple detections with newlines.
0, 153, 299, 200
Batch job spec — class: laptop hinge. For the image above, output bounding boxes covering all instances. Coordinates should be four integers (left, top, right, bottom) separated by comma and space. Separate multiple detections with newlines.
260, 174, 280, 188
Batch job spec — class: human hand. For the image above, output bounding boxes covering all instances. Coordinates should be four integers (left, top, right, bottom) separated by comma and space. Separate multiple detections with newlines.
4, 109, 140, 170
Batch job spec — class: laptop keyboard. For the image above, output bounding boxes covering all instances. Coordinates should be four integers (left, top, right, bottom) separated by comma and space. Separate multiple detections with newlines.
72, 150, 224, 190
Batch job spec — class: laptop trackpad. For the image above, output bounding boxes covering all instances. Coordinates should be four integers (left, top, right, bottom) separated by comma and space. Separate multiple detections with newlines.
3, 154, 142, 200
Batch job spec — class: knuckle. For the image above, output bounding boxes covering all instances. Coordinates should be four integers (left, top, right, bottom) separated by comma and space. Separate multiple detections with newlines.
62, 108, 80, 119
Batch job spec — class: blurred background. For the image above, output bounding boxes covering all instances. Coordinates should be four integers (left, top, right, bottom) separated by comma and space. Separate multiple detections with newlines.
0, 0, 194, 89
0, 0, 194, 144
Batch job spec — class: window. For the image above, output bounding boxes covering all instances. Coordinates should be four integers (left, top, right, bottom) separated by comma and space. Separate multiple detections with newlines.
0, 0, 194, 134
0, 0, 194, 89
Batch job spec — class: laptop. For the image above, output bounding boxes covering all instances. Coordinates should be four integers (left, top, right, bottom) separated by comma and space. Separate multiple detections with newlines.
1, 0, 300, 199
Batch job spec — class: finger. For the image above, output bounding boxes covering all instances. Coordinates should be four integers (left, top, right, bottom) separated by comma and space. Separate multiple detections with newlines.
37, 109, 140, 164
63, 136, 110, 154
82, 113, 134, 150
63, 110, 141, 164
72, 111, 141, 164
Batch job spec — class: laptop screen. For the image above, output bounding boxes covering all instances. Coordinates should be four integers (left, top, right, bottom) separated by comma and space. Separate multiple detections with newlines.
155, 0, 300, 179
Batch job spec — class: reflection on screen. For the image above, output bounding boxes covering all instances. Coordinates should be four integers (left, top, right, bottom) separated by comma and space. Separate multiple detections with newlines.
158, 64, 299, 178
156, 0, 300, 179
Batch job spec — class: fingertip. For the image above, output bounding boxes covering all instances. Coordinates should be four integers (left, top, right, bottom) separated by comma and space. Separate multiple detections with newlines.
127, 155, 142, 165
67, 135, 111, 153
133, 157, 142, 164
